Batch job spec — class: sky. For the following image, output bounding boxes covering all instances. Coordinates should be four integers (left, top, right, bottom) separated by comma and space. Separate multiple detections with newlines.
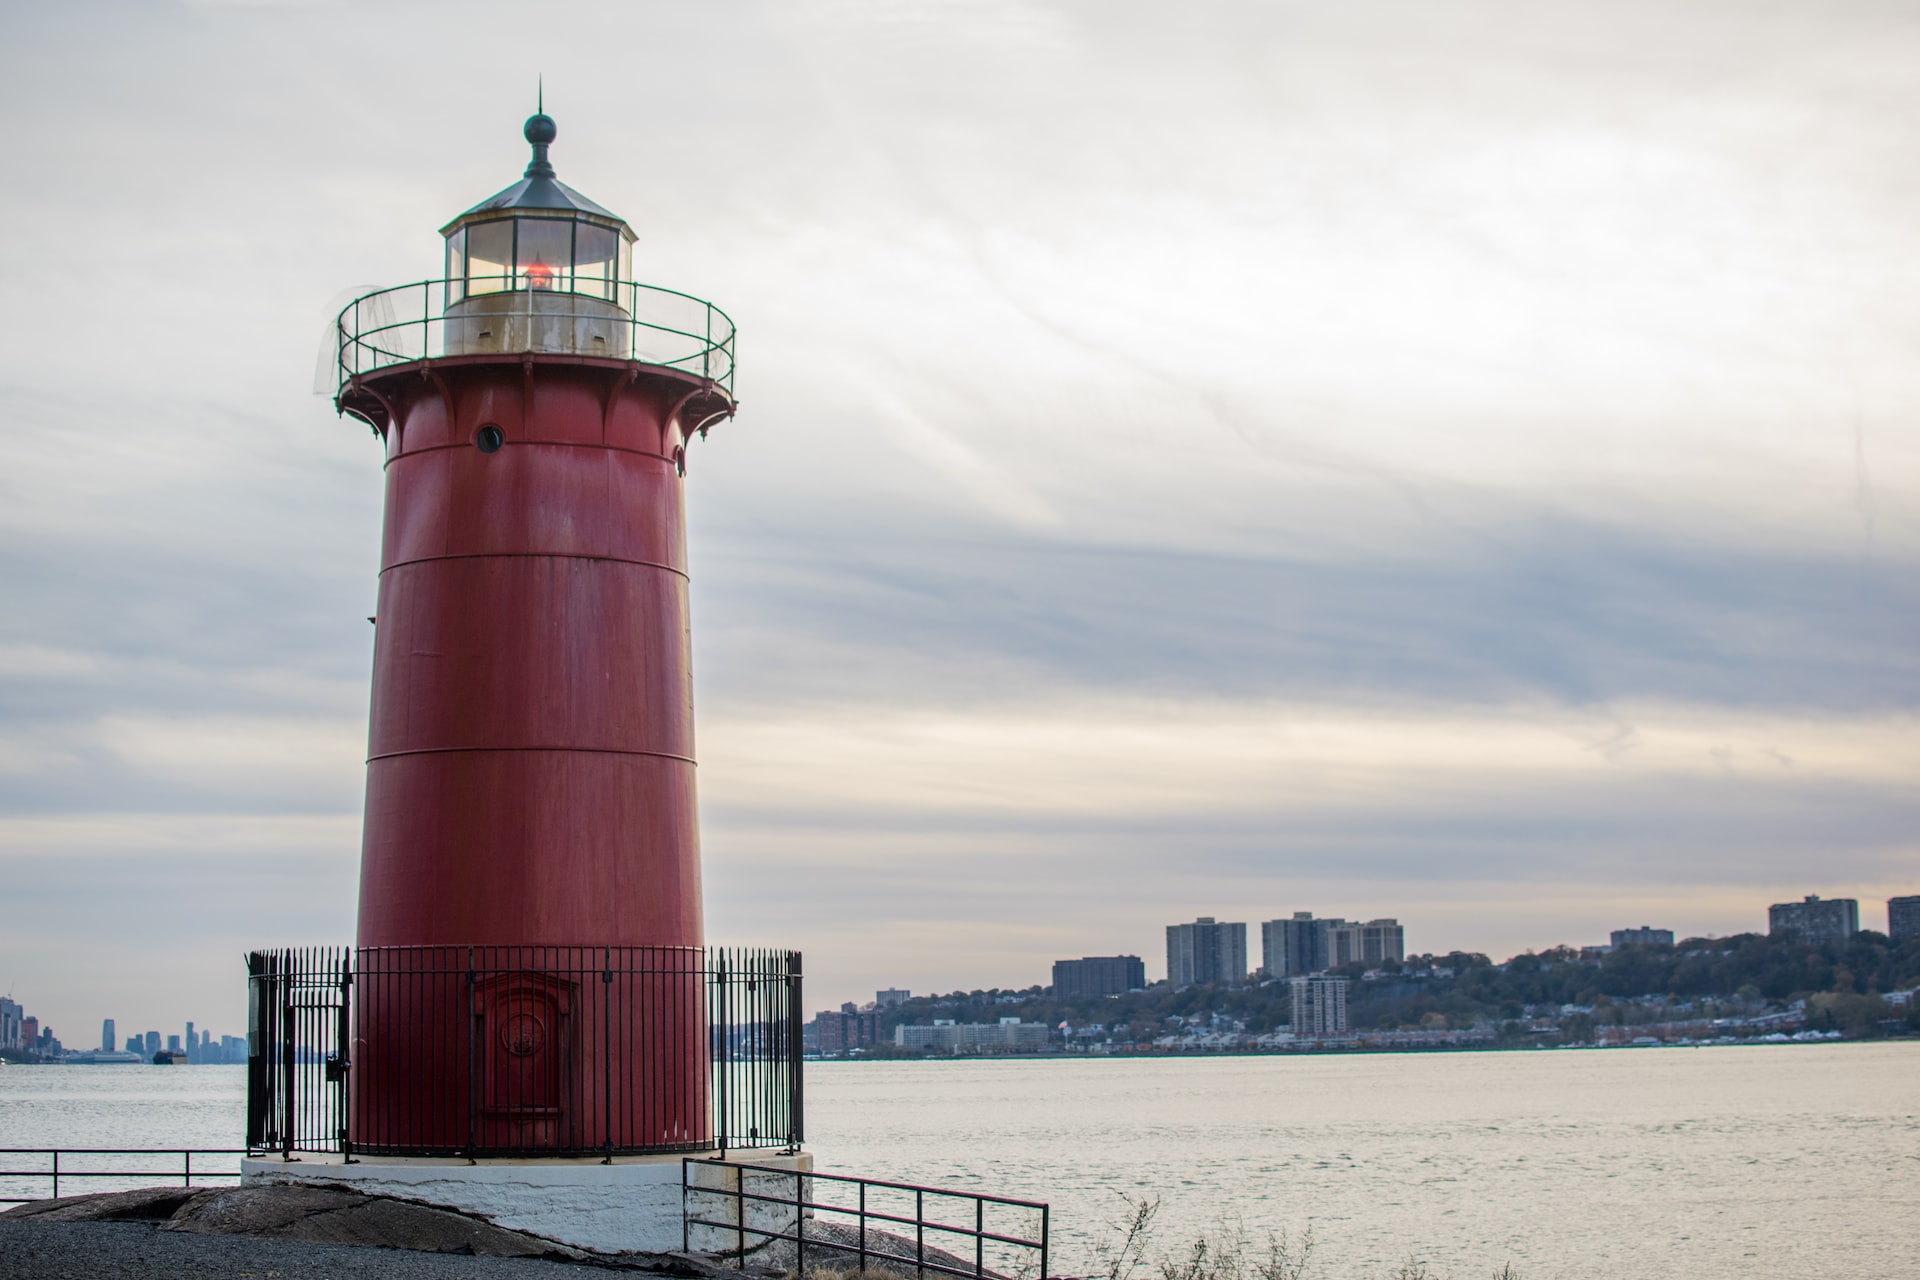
1, 0, 1916, 1042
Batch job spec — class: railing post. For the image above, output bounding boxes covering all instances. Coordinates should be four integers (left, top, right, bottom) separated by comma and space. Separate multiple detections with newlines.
858, 1181, 868, 1274
465, 949, 478, 1161
1041, 1202, 1050, 1280
916, 1188, 925, 1274
338, 955, 353, 1160
50, 1150, 57, 1200
787, 951, 804, 1148
280, 960, 295, 1159
976, 1195, 985, 1277
794, 1168, 806, 1274
716, 953, 729, 1156
603, 948, 615, 1165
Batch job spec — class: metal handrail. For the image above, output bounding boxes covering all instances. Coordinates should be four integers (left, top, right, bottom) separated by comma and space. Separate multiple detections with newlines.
682, 1158, 1050, 1280
0, 1148, 246, 1203
328, 277, 737, 398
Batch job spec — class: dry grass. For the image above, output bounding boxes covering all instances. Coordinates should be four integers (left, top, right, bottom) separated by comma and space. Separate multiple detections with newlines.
1081, 1192, 1520, 1280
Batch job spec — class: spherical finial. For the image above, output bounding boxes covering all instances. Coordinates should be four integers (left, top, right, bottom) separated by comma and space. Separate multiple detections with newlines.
523, 111, 557, 179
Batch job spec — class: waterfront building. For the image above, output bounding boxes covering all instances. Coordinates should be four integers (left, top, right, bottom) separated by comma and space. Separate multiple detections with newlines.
1888, 896, 1920, 941
1261, 913, 1343, 977
101, 1018, 115, 1053
0, 998, 20, 1051
811, 1005, 884, 1054
1767, 895, 1858, 943
166, 1034, 182, 1053
1167, 918, 1248, 988
142, 1031, 160, 1056
1052, 955, 1145, 998
1326, 919, 1406, 968
1610, 927, 1674, 949
22, 1017, 39, 1048
893, 1018, 1050, 1051
1290, 977, 1350, 1037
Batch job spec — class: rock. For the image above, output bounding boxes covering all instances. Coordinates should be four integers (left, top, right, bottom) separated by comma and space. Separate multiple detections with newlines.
163, 1184, 589, 1259
0, 1186, 209, 1222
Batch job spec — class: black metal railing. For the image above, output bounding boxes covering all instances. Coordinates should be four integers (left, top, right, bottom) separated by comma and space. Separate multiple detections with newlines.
326, 278, 737, 398
246, 945, 800, 1160
683, 1159, 1050, 1280
0, 1149, 245, 1204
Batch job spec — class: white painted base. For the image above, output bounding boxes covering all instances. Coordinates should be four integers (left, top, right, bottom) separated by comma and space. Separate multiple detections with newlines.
241, 1149, 811, 1256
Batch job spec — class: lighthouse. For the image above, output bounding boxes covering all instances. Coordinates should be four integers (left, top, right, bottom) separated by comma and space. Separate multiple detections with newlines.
243, 108, 804, 1253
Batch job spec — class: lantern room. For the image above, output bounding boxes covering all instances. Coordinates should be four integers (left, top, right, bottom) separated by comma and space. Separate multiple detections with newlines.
439, 110, 638, 356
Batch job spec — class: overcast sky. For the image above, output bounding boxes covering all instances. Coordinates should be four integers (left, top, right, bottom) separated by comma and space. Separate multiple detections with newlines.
2, 0, 1916, 1041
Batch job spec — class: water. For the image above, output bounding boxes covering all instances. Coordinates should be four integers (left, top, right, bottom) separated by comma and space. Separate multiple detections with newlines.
0, 1064, 246, 1200
801, 1045, 1920, 1279
4, 1048, 1916, 1277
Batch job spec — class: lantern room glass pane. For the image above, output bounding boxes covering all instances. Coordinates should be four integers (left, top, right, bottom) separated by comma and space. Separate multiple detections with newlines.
617, 236, 632, 284
516, 218, 572, 292
444, 228, 466, 304
574, 224, 616, 300
466, 220, 511, 296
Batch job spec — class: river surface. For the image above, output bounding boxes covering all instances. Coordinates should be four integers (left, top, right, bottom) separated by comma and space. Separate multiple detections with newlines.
3, 1045, 1916, 1278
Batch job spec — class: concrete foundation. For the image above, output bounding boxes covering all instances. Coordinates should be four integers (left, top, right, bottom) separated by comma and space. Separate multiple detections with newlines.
241, 1149, 810, 1256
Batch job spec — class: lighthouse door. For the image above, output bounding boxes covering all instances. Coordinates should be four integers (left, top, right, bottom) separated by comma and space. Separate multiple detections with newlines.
473, 971, 575, 1151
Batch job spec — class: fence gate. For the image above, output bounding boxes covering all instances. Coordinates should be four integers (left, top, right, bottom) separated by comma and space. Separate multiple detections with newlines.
246, 948, 352, 1155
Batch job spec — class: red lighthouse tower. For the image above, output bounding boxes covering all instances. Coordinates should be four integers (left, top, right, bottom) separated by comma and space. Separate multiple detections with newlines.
244, 109, 800, 1251
280, 110, 799, 1171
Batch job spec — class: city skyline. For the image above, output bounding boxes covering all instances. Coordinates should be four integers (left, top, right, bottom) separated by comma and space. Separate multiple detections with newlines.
10, 884, 1917, 1040
3, 2, 1917, 1033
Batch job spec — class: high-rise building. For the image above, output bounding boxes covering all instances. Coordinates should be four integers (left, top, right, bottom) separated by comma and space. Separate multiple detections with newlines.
1326, 919, 1406, 968
1888, 896, 1920, 942
185, 1022, 195, 1061
22, 1017, 40, 1048
143, 1031, 160, 1057
875, 989, 911, 1008
1166, 918, 1247, 989
101, 1019, 116, 1053
1290, 977, 1350, 1037
1768, 895, 1858, 944
811, 1006, 883, 1054
1052, 956, 1145, 998
167, 1034, 182, 1054
0, 998, 21, 1051
1261, 914, 1344, 977
1610, 927, 1674, 949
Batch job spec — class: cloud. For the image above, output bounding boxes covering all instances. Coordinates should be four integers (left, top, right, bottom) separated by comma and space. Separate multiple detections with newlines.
2, 0, 1918, 1029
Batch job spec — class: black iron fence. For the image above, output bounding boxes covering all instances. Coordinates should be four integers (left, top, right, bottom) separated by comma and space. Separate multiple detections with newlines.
0, 1149, 245, 1204
247, 945, 801, 1160
682, 1159, 1050, 1280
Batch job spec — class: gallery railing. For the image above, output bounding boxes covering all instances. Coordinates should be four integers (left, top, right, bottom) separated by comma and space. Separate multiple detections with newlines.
246, 945, 801, 1160
324, 278, 737, 398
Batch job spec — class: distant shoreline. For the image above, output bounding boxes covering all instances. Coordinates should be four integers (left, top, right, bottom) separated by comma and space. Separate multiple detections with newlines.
811, 1032, 1904, 1063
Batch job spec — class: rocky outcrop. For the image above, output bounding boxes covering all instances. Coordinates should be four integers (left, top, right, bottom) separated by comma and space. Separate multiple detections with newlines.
2, 1183, 587, 1260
